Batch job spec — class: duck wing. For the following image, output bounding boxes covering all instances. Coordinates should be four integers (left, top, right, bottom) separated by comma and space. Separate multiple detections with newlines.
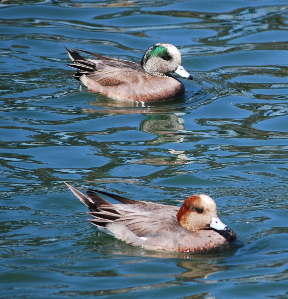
87, 189, 178, 235
65, 46, 141, 80
66, 183, 179, 234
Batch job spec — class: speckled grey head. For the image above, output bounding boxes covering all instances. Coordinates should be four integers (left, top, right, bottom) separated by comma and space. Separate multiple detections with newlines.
141, 43, 192, 79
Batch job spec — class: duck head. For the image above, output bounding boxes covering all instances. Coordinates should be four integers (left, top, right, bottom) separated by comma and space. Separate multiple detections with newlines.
141, 43, 193, 79
176, 194, 236, 243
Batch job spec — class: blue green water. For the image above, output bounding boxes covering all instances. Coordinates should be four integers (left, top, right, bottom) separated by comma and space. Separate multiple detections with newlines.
1, 0, 288, 298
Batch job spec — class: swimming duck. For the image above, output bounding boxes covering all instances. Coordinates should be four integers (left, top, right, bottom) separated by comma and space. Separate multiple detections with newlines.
65, 183, 236, 253
65, 43, 192, 102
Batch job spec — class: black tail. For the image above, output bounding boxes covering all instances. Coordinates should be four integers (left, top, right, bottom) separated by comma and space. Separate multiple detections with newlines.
64, 46, 97, 80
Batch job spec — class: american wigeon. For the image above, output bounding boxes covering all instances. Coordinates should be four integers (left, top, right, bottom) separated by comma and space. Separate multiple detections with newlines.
65, 183, 236, 253
64, 43, 192, 102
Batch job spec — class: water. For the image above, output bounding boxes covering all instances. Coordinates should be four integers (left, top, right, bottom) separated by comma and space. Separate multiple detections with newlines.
1, 0, 288, 298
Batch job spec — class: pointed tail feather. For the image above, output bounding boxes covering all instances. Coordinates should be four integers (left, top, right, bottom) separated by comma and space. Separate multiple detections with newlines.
64, 46, 98, 81
65, 183, 115, 212
64, 182, 95, 209
87, 189, 139, 205
64, 46, 85, 62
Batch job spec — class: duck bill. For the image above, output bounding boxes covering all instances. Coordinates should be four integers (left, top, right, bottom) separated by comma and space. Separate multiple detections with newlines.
210, 217, 236, 243
174, 65, 193, 79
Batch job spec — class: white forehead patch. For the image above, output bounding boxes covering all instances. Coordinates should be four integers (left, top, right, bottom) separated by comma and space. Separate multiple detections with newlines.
198, 194, 215, 205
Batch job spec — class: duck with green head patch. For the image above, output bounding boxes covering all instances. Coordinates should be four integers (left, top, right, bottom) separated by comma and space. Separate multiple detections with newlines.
65, 43, 192, 103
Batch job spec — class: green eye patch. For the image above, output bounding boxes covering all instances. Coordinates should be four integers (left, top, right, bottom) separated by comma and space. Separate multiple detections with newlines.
148, 45, 172, 61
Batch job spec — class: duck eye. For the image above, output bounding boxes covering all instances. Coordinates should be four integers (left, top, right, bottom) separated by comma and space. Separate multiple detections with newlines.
194, 207, 204, 214
161, 53, 172, 61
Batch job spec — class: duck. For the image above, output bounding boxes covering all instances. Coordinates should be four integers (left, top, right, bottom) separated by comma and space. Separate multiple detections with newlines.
64, 43, 192, 103
65, 183, 236, 253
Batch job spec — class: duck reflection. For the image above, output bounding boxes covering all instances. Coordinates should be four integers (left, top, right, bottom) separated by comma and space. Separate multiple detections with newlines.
81, 100, 191, 165
78, 232, 236, 284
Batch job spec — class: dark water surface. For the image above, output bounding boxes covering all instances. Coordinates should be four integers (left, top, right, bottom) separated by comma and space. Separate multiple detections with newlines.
1, 0, 288, 298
